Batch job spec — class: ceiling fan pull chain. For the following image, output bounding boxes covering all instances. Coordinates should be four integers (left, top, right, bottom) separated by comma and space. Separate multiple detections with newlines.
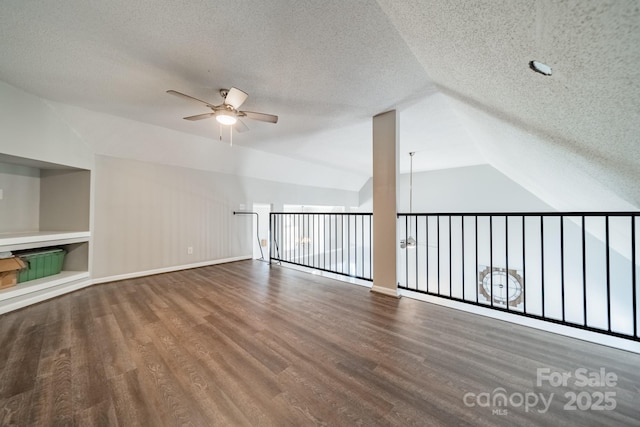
230, 126, 233, 147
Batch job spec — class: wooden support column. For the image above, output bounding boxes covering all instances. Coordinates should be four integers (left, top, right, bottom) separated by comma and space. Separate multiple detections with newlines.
371, 110, 400, 298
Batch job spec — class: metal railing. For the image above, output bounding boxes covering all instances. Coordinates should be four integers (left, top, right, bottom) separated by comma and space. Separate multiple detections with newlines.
270, 213, 373, 281
398, 212, 639, 342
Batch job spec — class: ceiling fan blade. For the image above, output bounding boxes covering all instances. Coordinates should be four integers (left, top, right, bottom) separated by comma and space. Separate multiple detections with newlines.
167, 90, 215, 107
241, 110, 278, 123
224, 87, 248, 109
183, 112, 215, 121
234, 119, 250, 133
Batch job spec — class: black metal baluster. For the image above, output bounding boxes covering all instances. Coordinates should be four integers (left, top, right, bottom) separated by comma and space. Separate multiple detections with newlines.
541, 216, 545, 319
360, 215, 364, 277
269, 213, 272, 264
355, 215, 359, 277
332, 214, 338, 273
449, 215, 452, 297
606, 216, 612, 332
505, 216, 509, 311
320, 214, 323, 269
342, 215, 351, 273
437, 215, 441, 295
329, 214, 332, 270
632, 216, 637, 338
490, 216, 493, 307
369, 215, 373, 280
341, 215, 349, 274
347, 215, 351, 276
299, 213, 302, 263
389, 211, 639, 342
327, 214, 330, 270
475, 216, 479, 304
582, 215, 587, 327
278, 214, 282, 261
415, 216, 419, 290
426, 215, 430, 293
522, 215, 526, 314
405, 216, 409, 288
560, 216, 565, 322
339, 214, 342, 274
462, 216, 466, 300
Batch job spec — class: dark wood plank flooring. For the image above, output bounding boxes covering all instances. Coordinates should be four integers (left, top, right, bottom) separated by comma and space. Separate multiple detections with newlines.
1, 260, 639, 426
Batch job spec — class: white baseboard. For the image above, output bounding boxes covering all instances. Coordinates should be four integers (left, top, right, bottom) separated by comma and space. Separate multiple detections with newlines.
0, 278, 94, 315
400, 289, 640, 354
91, 255, 253, 285
370, 285, 402, 298
0, 256, 253, 315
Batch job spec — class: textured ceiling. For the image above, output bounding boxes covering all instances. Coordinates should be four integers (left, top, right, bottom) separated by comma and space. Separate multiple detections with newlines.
0, 0, 447, 175
378, 0, 640, 207
0, 0, 638, 207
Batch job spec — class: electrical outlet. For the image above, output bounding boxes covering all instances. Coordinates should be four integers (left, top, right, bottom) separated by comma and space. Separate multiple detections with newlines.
187, 246, 193, 255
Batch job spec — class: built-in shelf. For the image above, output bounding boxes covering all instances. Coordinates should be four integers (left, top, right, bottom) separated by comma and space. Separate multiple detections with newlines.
0, 231, 91, 252
0, 271, 90, 302
0, 154, 92, 313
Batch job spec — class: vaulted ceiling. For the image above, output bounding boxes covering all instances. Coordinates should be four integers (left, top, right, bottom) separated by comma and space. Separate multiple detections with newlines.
1, 1, 638, 209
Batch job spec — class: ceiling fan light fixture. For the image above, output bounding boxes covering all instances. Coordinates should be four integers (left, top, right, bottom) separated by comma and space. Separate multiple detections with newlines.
216, 111, 237, 125
168, 87, 278, 128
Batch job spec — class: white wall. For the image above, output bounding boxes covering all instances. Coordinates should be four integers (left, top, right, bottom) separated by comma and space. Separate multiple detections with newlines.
0, 162, 40, 232
396, 164, 553, 213
0, 82, 93, 170
359, 177, 373, 211
0, 80, 361, 281
92, 155, 358, 279
51, 101, 370, 192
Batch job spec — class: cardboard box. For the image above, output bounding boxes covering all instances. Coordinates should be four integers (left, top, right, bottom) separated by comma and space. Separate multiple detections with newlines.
0, 257, 26, 290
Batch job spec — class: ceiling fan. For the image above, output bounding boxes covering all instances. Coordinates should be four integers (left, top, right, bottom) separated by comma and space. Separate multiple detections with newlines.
167, 87, 278, 133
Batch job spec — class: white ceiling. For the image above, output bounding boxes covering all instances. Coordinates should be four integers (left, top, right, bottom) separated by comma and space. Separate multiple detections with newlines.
1, 1, 638, 208
0, 0, 481, 176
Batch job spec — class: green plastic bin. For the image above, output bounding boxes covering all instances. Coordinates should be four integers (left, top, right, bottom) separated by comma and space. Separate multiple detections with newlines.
16, 248, 66, 283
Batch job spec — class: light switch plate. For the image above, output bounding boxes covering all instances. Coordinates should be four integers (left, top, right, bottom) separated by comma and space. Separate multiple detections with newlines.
0, 189, 3, 200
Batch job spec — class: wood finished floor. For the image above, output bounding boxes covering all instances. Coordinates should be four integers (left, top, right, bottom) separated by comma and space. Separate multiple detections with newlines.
1, 260, 639, 426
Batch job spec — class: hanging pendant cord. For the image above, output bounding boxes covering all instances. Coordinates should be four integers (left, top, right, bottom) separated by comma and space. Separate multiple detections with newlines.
409, 152, 415, 236
409, 152, 414, 214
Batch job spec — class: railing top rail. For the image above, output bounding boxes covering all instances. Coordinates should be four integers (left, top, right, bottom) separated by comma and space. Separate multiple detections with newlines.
398, 211, 640, 217
271, 212, 373, 216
